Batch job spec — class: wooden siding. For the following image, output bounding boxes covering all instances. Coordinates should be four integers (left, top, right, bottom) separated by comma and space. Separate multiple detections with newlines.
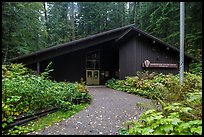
119, 35, 191, 79
26, 40, 119, 84
100, 43, 119, 84
119, 36, 136, 79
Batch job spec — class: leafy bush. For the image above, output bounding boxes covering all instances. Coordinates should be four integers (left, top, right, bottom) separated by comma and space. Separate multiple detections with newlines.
120, 103, 202, 135
2, 63, 92, 129
189, 62, 202, 75
106, 71, 202, 106
106, 71, 202, 135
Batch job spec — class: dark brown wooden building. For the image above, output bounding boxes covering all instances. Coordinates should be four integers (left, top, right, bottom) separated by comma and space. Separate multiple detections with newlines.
10, 24, 196, 85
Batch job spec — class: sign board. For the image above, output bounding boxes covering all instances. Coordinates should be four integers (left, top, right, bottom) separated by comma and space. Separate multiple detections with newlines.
142, 60, 178, 68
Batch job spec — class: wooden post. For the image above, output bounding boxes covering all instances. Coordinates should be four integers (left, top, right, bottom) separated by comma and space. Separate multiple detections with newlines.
37, 62, 40, 75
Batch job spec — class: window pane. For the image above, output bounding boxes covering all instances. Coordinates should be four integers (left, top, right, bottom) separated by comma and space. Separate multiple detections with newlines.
86, 51, 100, 60
86, 60, 100, 69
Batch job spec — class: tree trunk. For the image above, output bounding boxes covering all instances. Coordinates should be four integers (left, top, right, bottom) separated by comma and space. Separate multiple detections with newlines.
70, 2, 75, 41
43, 2, 50, 45
121, 3, 124, 26
133, 2, 136, 24
134, 2, 140, 27
3, 42, 9, 64
128, 2, 131, 24
3, 5, 12, 64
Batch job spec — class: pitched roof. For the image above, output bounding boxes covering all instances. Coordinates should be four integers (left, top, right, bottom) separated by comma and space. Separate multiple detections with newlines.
10, 24, 197, 63
10, 24, 134, 63
116, 26, 197, 61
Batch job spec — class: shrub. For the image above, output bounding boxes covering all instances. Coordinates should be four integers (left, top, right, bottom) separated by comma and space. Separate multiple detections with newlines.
106, 71, 202, 135
120, 103, 202, 135
105, 71, 202, 105
189, 62, 202, 75
2, 63, 91, 129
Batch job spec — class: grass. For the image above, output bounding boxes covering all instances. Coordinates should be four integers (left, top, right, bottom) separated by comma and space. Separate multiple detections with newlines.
3, 103, 89, 135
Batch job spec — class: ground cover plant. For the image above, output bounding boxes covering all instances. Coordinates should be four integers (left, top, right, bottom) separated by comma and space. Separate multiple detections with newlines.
4, 103, 89, 135
105, 71, 202, 135
119, 103, 202, 135
2, 63, 92, 135
189, 62, 202, 75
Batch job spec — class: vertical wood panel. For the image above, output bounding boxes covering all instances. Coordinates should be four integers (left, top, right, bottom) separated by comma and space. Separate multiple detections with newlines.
119, 37, 136, 79
37, 62, 40, 75
119, 34, 191, 79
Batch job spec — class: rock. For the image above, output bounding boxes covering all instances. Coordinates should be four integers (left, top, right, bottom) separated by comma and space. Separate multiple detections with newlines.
77, 121, 82, 124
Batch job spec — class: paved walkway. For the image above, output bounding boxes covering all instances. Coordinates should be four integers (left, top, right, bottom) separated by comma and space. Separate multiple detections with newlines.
28, 87, 151, 135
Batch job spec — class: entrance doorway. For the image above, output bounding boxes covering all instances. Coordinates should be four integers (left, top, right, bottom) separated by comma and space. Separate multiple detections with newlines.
86, 50, 100, 85
86, 70, 100, 85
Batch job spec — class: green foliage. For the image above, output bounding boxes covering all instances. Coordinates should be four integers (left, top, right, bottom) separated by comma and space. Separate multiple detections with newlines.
47, 2, 72, 46
189, 62, 202, 75
76, 2, 129, 38
106, 71, 202, 135
184, 91, 202, 120
2, 125, 35, 135
138, 2, 202, 60
40, 62, 54, 79
106, 71, 202, 105
2, 63, 91, 132
2, 103, 88, 135
120, 103, 202, 135
2, 2, 47, 63
2, 2, 201, 63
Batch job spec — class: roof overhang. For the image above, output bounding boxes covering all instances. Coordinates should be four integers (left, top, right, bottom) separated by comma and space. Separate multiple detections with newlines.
10, 24, 135, 65
10, 24, 198, 65
115, 27, 198, 62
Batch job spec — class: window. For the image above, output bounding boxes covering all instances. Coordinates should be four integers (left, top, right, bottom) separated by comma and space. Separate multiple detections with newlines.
86, 51, 100, 69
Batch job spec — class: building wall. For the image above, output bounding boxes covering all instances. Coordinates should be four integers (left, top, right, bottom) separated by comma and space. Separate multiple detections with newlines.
119, 35, 191, 79
100, 44, 119, 84
27, 41, 119, 84
119, 36, 136, 79
38, 50, 86, 82
26, 34, 191, 83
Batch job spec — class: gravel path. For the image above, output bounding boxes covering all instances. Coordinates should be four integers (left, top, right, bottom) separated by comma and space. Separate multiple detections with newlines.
28, 86, 152, 135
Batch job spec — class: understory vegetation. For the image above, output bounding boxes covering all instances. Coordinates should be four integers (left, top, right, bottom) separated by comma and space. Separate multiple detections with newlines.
4, 103, 88, 135
2, 63, 92, 135
106, 71, 202, 135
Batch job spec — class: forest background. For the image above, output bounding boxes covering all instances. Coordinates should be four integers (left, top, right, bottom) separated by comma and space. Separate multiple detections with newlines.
2, 2, 202, 64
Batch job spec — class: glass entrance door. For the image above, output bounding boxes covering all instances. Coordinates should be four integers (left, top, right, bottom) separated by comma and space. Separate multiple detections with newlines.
86, 70, 99, 85
86, 50, 100, 85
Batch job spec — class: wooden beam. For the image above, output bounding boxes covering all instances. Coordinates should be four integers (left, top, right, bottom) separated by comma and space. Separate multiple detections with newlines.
115, 28, 133, 42
37, 62, 40, 75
